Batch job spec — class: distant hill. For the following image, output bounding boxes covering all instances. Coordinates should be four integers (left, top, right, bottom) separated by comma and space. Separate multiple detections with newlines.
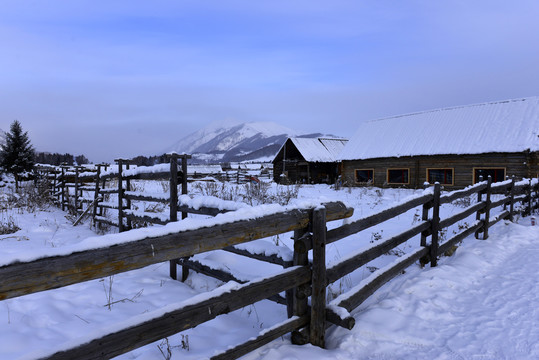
166, 120, 328, 163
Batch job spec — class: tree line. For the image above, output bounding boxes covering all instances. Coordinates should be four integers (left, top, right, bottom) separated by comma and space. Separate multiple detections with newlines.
1, 120, 173, 189
34, 152, 90, 166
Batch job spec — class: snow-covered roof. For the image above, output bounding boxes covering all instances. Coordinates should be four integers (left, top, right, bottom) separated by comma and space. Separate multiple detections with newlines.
285, 137, 349, 162
339, 96, 539, 160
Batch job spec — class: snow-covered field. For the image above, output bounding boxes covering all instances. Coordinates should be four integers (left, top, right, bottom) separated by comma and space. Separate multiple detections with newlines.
0, 181, 537, 359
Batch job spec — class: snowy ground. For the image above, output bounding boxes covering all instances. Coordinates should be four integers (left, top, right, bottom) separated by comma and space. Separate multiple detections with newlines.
0, 182, 537, 359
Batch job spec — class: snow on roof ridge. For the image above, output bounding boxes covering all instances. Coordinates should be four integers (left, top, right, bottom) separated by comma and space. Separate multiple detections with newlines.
367, 95, 537, 124
339, 95, 539, 160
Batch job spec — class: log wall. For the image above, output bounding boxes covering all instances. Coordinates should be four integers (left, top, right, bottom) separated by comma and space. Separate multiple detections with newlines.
342, 151, 538, 188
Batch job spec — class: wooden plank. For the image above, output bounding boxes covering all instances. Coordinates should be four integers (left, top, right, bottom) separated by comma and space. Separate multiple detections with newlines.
438, 221, 483, 256
117, 160, 124, 232
41, 266, 311, 360
438, 201, 486, 229
223, 246, 292, 267
123, 193, 169, 203
123, 213, 168, 226
509, 177, 515, 221
488, 210, 510, 228
0, 201, 350, 301
99, 188, 119, 194
326, 193, 431, 245
336, 246, 428, 313
326, 221, 430, 284
490, 196, 511, 209
483, 177, 492, 239
291, 227, 310, 344
123, 171, 171, 181
211, 316, 310, 360
430, 183, 441, 267
310, 207, 326, 348
177, 204, 228, 216
93, 217, 119, 228
439, 182, 487, 204
177, 258, 287, 305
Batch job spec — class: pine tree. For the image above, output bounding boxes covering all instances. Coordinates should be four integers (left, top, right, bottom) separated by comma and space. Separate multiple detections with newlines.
1, 120, 34, 188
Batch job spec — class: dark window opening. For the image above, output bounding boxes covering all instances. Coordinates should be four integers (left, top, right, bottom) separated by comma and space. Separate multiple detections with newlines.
355, 169, 374, 183
474, 168, 505, 183
388, 169, 409, 184
428, 169, 454, 185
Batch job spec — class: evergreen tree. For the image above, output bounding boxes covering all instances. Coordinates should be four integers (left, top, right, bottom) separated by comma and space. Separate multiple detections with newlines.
0, 120, 34, 188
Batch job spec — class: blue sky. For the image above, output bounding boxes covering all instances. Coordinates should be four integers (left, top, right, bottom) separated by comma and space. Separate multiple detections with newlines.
2, 1, 539, 162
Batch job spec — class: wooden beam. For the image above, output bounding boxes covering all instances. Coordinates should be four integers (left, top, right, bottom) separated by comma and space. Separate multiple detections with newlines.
0, 201, 351, 301
40, 266, 311, 360
326, 193, 431, 246
326, 221, 430, 284
310, 207, 326, 348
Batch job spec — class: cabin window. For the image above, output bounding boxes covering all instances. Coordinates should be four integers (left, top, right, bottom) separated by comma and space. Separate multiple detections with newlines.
355, 169, 374, 184
427, 168, 454, 185
474, 168, 506, 183
387, 168, 409, 184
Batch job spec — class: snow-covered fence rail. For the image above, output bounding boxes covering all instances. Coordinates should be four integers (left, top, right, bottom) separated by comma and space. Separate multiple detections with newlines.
288, 176, 539, 346
0, 201, 352, 360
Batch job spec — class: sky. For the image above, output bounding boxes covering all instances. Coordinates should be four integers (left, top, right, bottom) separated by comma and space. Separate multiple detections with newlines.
2, 0, 539, 163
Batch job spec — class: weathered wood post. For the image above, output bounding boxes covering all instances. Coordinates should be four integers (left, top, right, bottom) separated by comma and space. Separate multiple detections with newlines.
181, 155, 189, 220
117, 159, 124, 232
509, 176, 515, 222
475, 175, 484, 239
483, 176, 492, 239
310, 206, 327, 348
181, 155, 191, 281
60, 166, 66, 211
92, 164, 102, 223
169, 155, 178, 223
291, 227, 310, 345
430, 183, 441, 267
527, 179, 532, 216
125, 163, 132, 231
74, 166, 80, 216
420, 199, 431, 247
169, 154, 179, 280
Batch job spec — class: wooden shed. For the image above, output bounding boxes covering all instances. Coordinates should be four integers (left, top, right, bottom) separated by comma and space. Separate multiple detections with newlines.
339, 97, 539, 188
273, 137, 348, 184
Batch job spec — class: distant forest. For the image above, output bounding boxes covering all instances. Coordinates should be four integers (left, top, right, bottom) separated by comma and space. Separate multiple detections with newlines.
34, 152, 171, 167
35, 152, 90, 166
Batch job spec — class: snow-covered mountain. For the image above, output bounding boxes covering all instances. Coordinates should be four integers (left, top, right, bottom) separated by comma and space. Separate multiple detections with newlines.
166, 120, 324, 163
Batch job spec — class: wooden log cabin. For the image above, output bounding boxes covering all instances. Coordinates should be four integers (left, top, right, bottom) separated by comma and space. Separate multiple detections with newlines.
273, 137, 348, 184
339, 96, 539, 188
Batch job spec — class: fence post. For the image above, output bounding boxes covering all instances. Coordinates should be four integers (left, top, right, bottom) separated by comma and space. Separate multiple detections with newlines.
474, 175, 483, 239
420, 201, 430, 247
483, 176, 492, 239
509, 176, 515, 222
74, 166, 80, 215
169, 155, 179, 280
92, 165, 102, 223
527, 179, 532, 216
169, 155, 178, 222
310, 206, 327, 348
430, 183, 441, 267
125, 163, 132, 230
61, 166, 66, 211
181, 155, 191, 282
117, 159, 124, 232
291, 227, 310, 345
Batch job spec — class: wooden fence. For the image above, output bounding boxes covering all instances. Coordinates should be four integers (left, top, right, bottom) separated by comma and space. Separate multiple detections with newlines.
1, 176, 537, 359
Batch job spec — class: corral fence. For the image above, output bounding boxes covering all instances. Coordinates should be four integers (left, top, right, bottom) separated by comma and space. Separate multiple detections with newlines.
0, 176, 537, 359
